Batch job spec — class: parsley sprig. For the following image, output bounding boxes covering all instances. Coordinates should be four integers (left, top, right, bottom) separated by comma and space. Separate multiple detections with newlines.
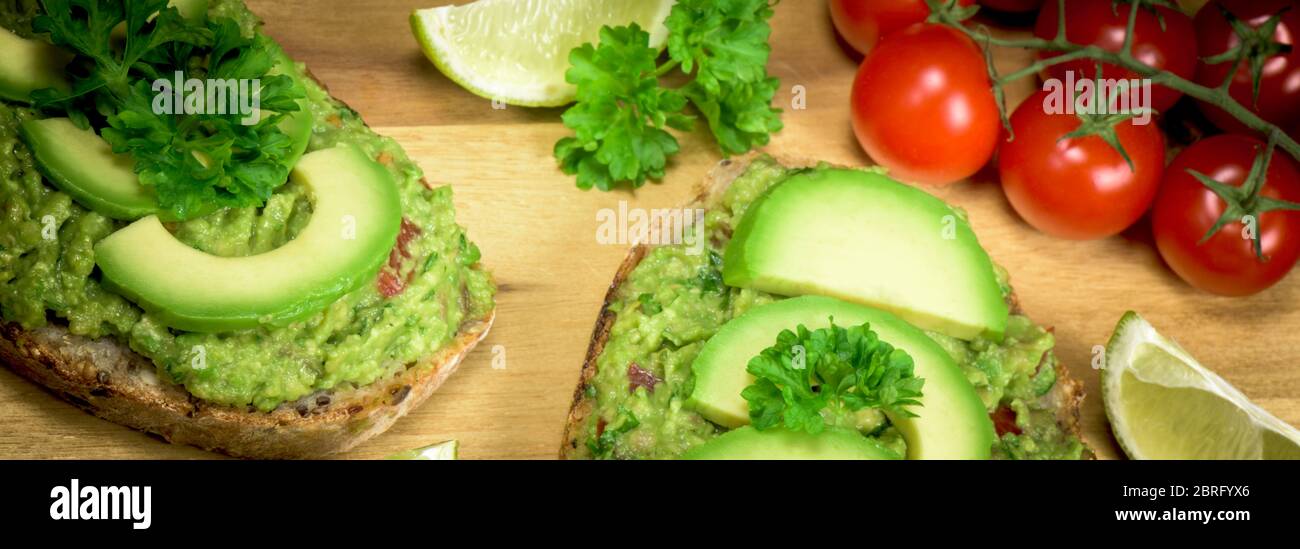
741, 319, 925, 434
554, 0, 783, 191
31, 0, 304, 221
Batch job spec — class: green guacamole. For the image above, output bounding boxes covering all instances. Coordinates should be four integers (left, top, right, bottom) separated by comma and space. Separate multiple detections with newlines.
574, 157, 1086, 460
0, 0, 494, 411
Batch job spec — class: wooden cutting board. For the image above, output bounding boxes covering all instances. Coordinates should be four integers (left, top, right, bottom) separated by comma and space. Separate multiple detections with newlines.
2, 0, 1297, 459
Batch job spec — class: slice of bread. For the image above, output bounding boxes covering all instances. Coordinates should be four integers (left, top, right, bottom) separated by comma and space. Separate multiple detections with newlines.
0, 18, 496, 459
560, 154, 1089, 459
0, 92, 495, 458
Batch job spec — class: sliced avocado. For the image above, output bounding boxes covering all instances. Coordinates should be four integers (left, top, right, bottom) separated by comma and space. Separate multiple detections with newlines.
279, 106, 313, 168
19, 118, 158, 221
686, 296, 994, 459
95, 145, 401, 333
0, 27, 71, 103
723, 168, 1008, 341
268, 51, 314, 168
682, 426, 901, 460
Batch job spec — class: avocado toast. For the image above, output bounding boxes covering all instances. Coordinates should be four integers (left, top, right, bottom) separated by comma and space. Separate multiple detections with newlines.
0, 0, 495, 458
562, 155, 1090, 460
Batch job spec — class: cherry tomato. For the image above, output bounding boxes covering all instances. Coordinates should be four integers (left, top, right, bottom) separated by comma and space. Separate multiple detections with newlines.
998, 90, 1166, 240
1152, 134, 1300, 296
829, 0, 975, 56
1194, 0, 1300, 134
850, 24, 999, 185
978, 0, 1043, 13
1034, 0, 1198, 113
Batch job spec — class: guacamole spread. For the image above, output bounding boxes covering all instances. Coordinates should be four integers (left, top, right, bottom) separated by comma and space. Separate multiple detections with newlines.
574, 157, 1086, 460
0, 0, 494, 411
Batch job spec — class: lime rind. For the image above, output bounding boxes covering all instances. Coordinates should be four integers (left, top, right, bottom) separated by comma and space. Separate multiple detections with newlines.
1103, 311, 1300, 460
411, 0, 674, 107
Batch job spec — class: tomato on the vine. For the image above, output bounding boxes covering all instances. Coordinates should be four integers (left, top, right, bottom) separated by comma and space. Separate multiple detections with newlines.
998, 90, 1166, 240
1194, 0, 1300, 134
829, 0, 975, 56
978, 0, 1042, 13
850, 23, 999, 185
1152, 134, 1300, 296
1033, 0, 1198, 113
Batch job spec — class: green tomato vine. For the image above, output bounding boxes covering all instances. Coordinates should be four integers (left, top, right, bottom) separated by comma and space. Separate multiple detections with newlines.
926, 0, 1300, 260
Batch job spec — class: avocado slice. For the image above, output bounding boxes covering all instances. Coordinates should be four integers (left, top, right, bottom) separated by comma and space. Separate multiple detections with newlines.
0, 27, 71, 104
682, 426, 900, 460
723, 168, 1008, 341
19, 118, 158, 221
95, 145, 401, 333
685, 296, 994, 459
19, 50, 313, 222
268, 52, 315, 169
279, 104, 314, 168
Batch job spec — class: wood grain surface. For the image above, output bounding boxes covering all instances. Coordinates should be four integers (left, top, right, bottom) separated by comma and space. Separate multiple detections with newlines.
1, 0, 1297, 459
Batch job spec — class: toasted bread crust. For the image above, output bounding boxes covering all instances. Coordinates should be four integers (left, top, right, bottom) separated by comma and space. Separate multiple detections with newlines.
1, 311, 493, 459
561, 154, 1089, 458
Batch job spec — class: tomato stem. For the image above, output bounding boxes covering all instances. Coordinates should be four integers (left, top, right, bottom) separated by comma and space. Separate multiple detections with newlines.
1186, 130, 1300, 260
1119, 0, 1141, 58
925, 0, 1300, 163
1202, 5, 1293, 105
1055, 64, 1147, 171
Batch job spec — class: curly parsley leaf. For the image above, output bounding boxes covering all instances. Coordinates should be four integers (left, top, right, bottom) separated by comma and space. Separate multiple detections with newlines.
684, 75, 783, 155
741, 319, 925, 434
554, 24, 694, 191
666, 0, 777, 96
32, 0, 210, 114
554, 0, 781, 190
667, 0, 783, 155
31, 0, 304, 221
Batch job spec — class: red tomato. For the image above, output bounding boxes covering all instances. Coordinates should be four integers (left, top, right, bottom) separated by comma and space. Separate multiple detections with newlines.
1034, 0, 1198, 113
1152, 135, 1300, 296
979, 0, 1043, 13
998, 90, 1166, 240
1194, 0, 1300, 134
850, 24, 999, 185
829, 0, 975, 56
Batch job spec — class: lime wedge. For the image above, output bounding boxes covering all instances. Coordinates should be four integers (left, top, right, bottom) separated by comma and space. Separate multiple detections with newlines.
1103, 311, 1300, 459
385, 440, 459, 460
410, 0, 674, 107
